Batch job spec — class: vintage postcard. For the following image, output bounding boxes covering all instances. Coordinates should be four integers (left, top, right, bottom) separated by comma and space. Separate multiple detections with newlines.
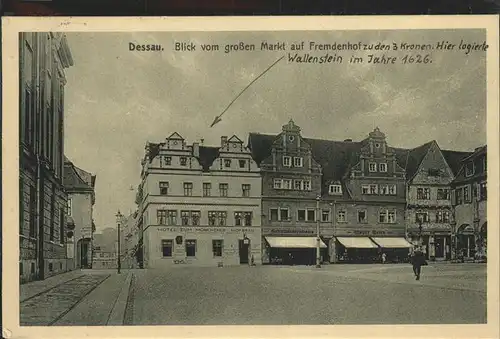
2, 16, 499, 339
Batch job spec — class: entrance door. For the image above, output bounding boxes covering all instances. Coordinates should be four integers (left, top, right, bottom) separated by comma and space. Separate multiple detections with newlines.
81, 242, 89, 268
435, 237, 444, 258
238, 240, 249, 264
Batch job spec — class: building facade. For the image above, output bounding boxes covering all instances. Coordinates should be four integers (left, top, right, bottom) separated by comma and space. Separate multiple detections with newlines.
63, 157, 96, 269
19, 32, 74, 283
136, 133, 262, 268
451, 146, 487, 261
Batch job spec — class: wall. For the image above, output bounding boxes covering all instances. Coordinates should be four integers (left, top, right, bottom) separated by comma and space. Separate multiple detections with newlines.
68, 192, 93, 266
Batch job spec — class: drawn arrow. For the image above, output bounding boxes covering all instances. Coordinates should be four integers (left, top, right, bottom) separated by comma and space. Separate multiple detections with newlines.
210, 55, 285, 128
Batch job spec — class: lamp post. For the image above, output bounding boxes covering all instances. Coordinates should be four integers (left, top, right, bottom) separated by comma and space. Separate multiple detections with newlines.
316, 195, 321, 268
417, 214, 424, 247
116, 210, 123, 274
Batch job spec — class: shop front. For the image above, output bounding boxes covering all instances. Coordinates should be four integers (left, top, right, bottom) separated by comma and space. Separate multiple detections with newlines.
144, 226, 261, 268
335, 237, 379, 263
456, 224, 476, 260
370, 237, 413, 263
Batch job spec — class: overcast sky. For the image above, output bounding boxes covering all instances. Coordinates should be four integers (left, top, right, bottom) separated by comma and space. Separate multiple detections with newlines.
62, 29, 487, 231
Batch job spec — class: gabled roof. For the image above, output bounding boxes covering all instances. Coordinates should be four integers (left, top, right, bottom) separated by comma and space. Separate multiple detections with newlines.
167, 132, 184, 140
442, 149, 474, 176
404, 141, 434, 180
63, 157, 95, 192
227, 135, 243, 143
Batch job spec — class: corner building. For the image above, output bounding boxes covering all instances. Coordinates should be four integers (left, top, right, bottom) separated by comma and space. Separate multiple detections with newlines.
136, 133, 262, 268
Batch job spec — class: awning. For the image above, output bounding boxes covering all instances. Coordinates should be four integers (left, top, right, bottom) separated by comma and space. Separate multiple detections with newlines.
265, 237, 327, 249
336, 237, 378, 249
371, 237, 413, 248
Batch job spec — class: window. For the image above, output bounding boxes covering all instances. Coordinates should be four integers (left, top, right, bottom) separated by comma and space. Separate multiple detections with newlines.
163, 156, 172, 166
337, 210, 346, 223
307, 209, 316, 221
428, 168, 440, 176
436, 189, 449, 200
239, 159, 246, 168
242, 184, 251, 197
159, 182, 169, 195
208, 211, 217, 226
388, 211, 396, 223
464, 185, 471, 203
217, 211, 227, 226
181, 211, 190, 226
480, 182, 487, 201
224, 159, 231, 168
443, 210, 450, 223
234, 212, 242, 226
379, 163, 387, 172
67, 198, 72, 216
436, 210, 444, 223
203, 183, 211, 197
465, 162, 474, 177
361, 185, 370, 195
243, 212, 252, 226
50, 190, 55, 241
185, 240, 196, 257
294, 180, 302, 190
280, 208, 290, 221
379, 185, 388, 195
183, 182, 193, 196
31, 262, 35, 274
283, 156, 291, 167
273, 179, 282, 189
357, 210, 367, 223
456, 188, 463, 205
415, 212, 429, 223
167, 210, 177, 225
369, 163, 377, 172
417, 188, 430, 200
303, 181, 311, 191
48, 263, 53, 272
180, 157, 187, 166
379, 210, 396, 223
219, 183, 228, 197
191, 211, 200, 226
322, 210, 330, 222
212, 240, 223, 257
329, 184, 342, 195
59, 208, 65, 244
294, 157, 303, 167
369, 184, 378, 195
388, 185, 396, 195
283, 179, 292, 190
270, 208, 279, 221
157, 210, 167, 225
379, 210, 387, 223
297, 209, 306, 221
162, 240, 173, 257
23, 39, 34, 146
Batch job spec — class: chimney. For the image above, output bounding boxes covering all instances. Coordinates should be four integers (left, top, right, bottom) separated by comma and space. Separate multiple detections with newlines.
344, 139, 353, 142
193, 142, 200, 157
221, 136, 228, 147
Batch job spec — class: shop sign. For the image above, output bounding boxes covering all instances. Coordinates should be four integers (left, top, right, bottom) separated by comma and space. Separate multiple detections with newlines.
156, 227, 257, 234
263, 227, 315, 235
340, 229, 404, 236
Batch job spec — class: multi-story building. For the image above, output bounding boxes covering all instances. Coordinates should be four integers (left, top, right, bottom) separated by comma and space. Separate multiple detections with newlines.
402, 141, 471, 261
249, 122, 416, 265
63, 157, 96, 269
19, 32, 73, 282
451, 145, 487, 261
135, 133, 262, 268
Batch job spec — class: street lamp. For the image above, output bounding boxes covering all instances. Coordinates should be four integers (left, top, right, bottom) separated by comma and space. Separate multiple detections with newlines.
417, 213, 424, 247
116, 210, 123, 274
316, 195, 321, 268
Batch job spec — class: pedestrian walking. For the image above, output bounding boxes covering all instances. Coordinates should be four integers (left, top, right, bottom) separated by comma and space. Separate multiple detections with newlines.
381, 252, 387, 264
411, 247, 426, 280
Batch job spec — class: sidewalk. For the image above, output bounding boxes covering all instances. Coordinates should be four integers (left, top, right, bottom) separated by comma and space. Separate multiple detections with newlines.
20, 269, 84, 302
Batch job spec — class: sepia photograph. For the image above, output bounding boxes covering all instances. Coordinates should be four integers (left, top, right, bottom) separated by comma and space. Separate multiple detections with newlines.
2, 16, 499, 339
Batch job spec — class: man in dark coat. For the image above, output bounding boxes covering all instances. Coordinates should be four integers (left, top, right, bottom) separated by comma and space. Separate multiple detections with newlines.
411, 248, 426, 280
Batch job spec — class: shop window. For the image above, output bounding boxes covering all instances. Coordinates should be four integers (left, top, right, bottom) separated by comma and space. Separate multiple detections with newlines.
357, 210, 367, 223
212, 240, 223, 257
219, 183, 228, 197
203, 183, 211, 197
297, 210, 306, 221
159, 182, 169, 195
185, 240, 196, 257
162, 240, 173, 257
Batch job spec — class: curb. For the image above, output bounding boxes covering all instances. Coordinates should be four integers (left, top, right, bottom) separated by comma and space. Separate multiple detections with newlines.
107, 272, 133, 325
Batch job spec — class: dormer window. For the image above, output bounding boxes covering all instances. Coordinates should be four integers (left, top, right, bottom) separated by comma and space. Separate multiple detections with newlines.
224, 159, 232, 168
329, 184, 342, 195
180, 157, 187, 166
379, 163, 387, 172
369, 163, 377, 172
283, 156, 291, 167
465, 162, 474, 177
293, 157, 303, 167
